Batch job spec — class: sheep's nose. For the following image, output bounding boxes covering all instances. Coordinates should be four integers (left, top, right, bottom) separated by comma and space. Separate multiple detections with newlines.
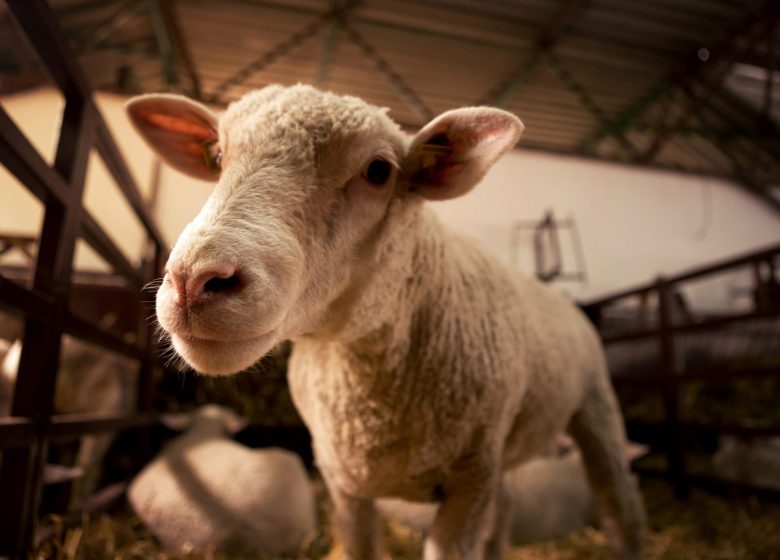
167, 263, 241, 309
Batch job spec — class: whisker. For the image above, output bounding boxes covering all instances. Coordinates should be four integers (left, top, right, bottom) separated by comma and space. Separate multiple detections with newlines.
142, 277, 165, 293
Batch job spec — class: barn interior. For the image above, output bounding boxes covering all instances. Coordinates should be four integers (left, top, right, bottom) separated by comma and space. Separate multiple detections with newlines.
0, 0, 779, 558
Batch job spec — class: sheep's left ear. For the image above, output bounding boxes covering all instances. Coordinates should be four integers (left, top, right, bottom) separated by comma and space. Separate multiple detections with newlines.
125, 93, 220, 182
403, 108, 523, 201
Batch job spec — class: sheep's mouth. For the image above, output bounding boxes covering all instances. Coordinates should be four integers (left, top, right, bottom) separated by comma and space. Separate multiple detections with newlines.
175, 331, 273, 350
170, 330, 278, 375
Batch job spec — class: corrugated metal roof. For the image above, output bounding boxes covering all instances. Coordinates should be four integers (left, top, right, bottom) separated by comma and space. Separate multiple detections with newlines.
2, 0, 779, 212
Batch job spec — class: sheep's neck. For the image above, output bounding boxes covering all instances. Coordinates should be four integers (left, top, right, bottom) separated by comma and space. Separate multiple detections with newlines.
326, 203, 479, 373
289, 205, 508, 486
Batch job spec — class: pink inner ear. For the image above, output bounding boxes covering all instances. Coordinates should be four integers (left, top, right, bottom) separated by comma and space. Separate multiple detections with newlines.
136, 109, 214, 140
411, 160, 464, 187
176, 139, 207, 157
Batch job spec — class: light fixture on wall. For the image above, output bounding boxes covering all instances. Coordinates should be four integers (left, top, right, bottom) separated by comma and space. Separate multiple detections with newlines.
509, 210, 588, 284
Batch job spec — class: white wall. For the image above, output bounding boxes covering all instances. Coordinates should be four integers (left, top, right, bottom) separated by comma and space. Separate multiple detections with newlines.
2, 87, 779, 307
431, 150, 780, 304
0, 87, 157, 272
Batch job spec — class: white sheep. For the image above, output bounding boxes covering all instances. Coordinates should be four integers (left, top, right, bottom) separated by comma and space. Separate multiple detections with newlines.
127, 404, 316, 555
127, 84, 645, 560
0, 336, 137, 504
713, 435, 780, 491
0, 338, 9, 370
378, 441, 649, 545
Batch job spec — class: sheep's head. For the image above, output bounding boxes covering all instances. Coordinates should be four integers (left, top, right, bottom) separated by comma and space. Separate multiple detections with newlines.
127, 85, 522, 375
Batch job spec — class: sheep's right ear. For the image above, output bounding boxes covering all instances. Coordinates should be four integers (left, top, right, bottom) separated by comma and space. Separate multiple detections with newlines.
625, 442, 650, 462
126, 94, 220, 182
403, 107, 523, 201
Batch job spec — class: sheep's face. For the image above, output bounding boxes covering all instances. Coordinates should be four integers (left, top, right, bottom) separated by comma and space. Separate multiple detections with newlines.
127, 85, 522, 375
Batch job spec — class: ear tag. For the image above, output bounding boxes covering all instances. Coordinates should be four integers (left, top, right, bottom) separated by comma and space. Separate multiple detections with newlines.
201, 140, 222, 171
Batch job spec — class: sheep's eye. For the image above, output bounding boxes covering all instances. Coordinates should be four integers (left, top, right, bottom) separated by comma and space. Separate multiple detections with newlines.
364, 159, 392, 186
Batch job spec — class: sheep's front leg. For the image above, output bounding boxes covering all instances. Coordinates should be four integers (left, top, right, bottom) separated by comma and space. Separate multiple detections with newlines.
326, 482, 381, 560
423, 455, 501, 560
484, 476, 512, 560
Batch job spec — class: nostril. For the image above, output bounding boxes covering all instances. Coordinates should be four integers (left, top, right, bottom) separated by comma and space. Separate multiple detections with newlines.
172, 264, 241, 308
167, 268, 187, 307
203, 274, 240, 294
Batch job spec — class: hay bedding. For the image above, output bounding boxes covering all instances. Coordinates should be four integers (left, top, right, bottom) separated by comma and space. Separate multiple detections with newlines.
34, 479, 780, 560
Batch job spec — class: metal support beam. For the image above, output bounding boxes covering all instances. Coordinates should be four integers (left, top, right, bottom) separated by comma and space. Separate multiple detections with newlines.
762, 16, 776, 123
477, 0, 586, 106
579, 0, 780, 155
0, 91, 94, 558
148, 0, 178, 88
158, 0, 202, 98
636, 19, 768, 164
73, 0, 142, 54
339, 18, 434, 122
713, 88, 780, 158
55, 0, 127, 19
317, 15, 340, 88
482, 56, 545, 108
548, 52, 640, 159
207, 13, 331, 102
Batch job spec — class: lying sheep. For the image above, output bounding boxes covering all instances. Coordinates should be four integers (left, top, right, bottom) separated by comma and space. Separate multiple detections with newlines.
127, 84, 645, 559
0, 336, 136, 504
0, 338, 9, 370
379, 442, 649, 545
713, 435, 780, 491
128, 405, 316, 555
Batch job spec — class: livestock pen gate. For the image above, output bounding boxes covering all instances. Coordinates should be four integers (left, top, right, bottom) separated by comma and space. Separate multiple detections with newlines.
582, 243, 780, 499
0, 1, 167, 557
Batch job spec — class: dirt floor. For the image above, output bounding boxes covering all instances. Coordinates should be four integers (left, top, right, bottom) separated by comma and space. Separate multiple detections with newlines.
33, 477, 780, 560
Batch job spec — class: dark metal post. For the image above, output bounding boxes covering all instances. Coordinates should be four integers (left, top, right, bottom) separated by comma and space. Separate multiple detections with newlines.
657, 277, 688, 498
0, 97, 93, 557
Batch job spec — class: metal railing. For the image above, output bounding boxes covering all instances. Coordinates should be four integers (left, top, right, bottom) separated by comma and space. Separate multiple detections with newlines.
0, 1, 168, 556
582, 242, 780, 499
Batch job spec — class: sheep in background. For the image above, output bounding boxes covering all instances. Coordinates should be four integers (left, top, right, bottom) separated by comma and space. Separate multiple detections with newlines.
713, 435, 780, 491
128, 405, 316, 555
0, 336, 137, 504
127, 84, 644, 560
378, 442, 649, 545
0, 338, 9, 370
